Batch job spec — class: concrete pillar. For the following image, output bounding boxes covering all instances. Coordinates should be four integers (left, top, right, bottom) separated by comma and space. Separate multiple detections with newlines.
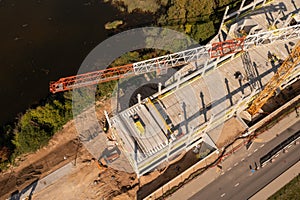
252, 0, 258, 10
186, 126, 194, 149
231, 94, 245, 118
237, 0, 246, 18
218, 6, 229, 42
176, 73, 181, 89
283, 13, 293, 27
158, 82, 162, 95
201, 61, 208, 76
214, 57, 220, 69
206, 113, 215, 132
137, 93, 141, 105
104, 110, 112, 128
262, 0, 267, 6
167, 140, 173, 160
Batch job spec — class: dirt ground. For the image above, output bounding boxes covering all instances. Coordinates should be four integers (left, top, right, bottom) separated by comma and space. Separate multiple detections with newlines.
208, 117, 247, 149
33, 149, 138, 200
0, 99, 249, 200
0, 120, 79, 199
0, 98, 139, 200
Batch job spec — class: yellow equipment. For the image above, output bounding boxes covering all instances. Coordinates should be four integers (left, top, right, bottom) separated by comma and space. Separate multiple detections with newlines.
247, 41, 300, 115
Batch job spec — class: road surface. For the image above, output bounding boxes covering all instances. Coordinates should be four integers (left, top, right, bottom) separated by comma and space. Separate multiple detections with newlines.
189, 122, 300, 200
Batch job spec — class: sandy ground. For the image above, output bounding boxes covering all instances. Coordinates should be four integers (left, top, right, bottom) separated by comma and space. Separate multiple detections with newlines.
209, 117, 247, 148
0, 100, 258, 200
0, 98, 139, 200
33, 151, 138, 200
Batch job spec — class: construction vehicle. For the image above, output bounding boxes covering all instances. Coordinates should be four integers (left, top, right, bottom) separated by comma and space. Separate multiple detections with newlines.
97, 147, 120, 168
132, 114, 145, 134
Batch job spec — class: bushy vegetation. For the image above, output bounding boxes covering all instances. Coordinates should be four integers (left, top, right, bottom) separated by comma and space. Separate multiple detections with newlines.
12, 98, 72, 154
0, 94, 72, 170
0, 49, 167, 171
111, 0, 168, 13
158, 0, 242, 43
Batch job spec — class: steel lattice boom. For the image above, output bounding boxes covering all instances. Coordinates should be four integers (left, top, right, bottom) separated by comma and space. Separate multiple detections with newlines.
247, 40, 300, 115
50, 24, 300, 93
50, 64, 133, 93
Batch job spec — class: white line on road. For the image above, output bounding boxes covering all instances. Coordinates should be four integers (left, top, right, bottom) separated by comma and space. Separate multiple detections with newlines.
260, 144, 265, 148
241, 158, 245, 162
234, 162, 238, 167
248, 153, 252, 157
227, 167, 232, 171
234, 183, 240, 187
221, 193, 226, 197
254, 148, 258, 152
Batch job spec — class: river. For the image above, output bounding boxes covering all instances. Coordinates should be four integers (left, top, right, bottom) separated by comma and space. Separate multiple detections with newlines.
0, 0, 154, 125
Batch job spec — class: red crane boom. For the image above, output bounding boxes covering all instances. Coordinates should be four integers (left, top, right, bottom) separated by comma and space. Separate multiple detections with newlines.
50, 38, 245, 93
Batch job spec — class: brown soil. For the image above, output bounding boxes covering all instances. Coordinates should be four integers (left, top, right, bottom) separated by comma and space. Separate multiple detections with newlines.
0, 98, 138, 200
137, 150, 200, 200
210, 117, 246, 148
0, 98, 249, 200
0, 121, 79, 199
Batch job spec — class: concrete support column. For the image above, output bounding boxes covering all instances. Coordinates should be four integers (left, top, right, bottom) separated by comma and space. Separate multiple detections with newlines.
207, 113, 215, 131
262, 0, 267, 6
283, 13, 293, 27
137, 93, 141, 105
186, 126, 194, 149
176, 73, 181, 89
218, 6, 229, 42
201, 61, 208, 76
231, 94, 245, 118
158, 82, 162, 95
237, 0, 246, 18
167, 140, 173, 160
214, 57, 220, 69
104, 110, 112, 128
252, 0, 258, 10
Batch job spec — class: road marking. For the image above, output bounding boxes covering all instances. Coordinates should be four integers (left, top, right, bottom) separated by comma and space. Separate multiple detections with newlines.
254, 148, 258, 152
275, 154, 279, 158
260, 144, 265, 148
227, 167, 232, 171
241, 158, 245, 162
234, 162, 238, 167
220, 172, 225, 175
234, 183, 240, 187
248, 153, 252, 157
221, 193, 226, 197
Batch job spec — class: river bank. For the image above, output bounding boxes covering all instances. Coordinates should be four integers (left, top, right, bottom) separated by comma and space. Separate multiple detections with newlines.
0, 0, 154, 126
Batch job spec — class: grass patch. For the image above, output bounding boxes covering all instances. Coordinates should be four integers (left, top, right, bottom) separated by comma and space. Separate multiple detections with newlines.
268, 173, 300, 200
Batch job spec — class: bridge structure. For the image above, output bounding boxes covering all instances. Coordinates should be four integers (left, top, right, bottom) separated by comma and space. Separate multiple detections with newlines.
49, 0, 300, 177
108, 1, 300, 177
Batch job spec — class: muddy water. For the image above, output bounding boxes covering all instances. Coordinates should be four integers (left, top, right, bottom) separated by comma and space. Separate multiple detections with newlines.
0, 0, 154, 125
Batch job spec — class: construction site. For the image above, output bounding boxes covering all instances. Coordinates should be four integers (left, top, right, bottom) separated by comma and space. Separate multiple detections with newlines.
2, 0, 300, 199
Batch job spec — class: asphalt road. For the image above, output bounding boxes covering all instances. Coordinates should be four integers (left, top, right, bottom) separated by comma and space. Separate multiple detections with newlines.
189, 121, 300, 200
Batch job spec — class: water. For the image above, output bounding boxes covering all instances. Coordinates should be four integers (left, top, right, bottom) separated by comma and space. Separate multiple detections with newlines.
0, 0, 154, 125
